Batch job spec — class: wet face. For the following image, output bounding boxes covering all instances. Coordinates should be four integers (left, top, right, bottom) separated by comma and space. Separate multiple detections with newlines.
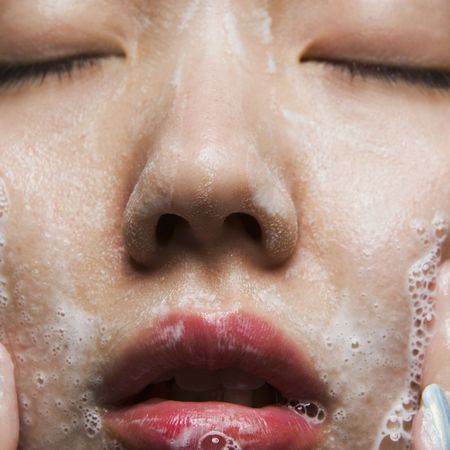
0, 1, 449, 449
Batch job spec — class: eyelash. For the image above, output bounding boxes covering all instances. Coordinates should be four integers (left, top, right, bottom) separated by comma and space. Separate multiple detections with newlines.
0, 54, 449, 92
0, 54, 103, 89
319, 58, 450, 91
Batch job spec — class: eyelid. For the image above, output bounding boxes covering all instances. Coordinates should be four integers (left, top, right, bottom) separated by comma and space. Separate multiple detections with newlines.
0, 53, 119, 89
303, 56, 450, 91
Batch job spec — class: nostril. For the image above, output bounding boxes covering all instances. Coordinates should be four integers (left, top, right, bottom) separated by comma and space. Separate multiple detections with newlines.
155, 214, 189, 244
225, 213, 262, 242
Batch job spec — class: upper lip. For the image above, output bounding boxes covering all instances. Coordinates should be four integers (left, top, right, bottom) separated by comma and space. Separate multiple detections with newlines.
100, 310, 327, 407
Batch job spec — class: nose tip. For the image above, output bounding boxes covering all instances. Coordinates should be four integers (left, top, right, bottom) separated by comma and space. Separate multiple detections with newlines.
123, 155, 298, 269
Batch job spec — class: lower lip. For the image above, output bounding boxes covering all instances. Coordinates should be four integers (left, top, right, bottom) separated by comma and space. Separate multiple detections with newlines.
105, 399, 322, 450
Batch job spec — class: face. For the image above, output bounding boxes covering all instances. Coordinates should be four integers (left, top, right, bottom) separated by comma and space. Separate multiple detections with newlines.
0, 1, 449, 449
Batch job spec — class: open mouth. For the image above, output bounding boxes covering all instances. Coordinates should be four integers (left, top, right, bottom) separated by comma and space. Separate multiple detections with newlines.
102, 312, 327, 450
128, 367, 284, 407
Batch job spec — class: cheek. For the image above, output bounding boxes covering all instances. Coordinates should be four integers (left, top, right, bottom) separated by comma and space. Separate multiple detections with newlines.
0, 167, 119, 447
275, 106, 450, 447
310, 215, 448, 449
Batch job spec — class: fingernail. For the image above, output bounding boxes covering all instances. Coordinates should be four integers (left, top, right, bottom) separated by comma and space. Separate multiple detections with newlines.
422, 384, 450, 449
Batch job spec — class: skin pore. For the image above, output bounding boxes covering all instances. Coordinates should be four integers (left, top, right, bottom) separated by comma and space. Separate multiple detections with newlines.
0, 0, 449, 449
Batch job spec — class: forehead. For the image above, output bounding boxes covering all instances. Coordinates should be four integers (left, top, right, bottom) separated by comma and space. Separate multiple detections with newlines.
1, 0, 449, 42
1, 0, 450, 13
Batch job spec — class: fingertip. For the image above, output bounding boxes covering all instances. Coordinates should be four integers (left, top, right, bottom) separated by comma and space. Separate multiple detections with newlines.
0, 342, 19, 450
414, 384, 450, 450
412, 408, 425, 450
0, 341, 14, 377
422, 261, 450, 410
437, 261, 450, 298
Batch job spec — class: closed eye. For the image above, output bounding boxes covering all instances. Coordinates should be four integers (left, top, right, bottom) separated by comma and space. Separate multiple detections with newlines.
0, 54, 109, 89
304, 57, 450, 91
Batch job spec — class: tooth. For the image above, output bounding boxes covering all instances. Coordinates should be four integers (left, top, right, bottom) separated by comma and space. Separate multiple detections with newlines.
197, 389, 222, 402
252, 383, 273, 408
149, 381, 172, 399
170, 383, 198, 402
223, 388, 253, 407
153, 372, 173, 383
220, 368, 265, 390
174, 369, 221, 392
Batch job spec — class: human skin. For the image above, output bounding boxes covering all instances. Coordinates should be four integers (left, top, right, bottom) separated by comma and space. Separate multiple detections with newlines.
0, 0, 449, 449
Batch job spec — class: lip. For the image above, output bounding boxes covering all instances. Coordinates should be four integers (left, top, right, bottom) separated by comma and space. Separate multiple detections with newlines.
102, 311, 327, 449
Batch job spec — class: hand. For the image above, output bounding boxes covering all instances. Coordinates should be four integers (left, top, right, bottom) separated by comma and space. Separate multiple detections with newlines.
413, 262, 450, 450
0, 342, 19, 450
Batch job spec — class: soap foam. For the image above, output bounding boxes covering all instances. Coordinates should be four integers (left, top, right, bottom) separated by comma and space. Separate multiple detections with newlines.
373, 214, 448, 450
305, 212, 450, 450
9, 303, 125, 449
0, 175, 126, 449
198, 431, 241, 450
285, 399, 327, 424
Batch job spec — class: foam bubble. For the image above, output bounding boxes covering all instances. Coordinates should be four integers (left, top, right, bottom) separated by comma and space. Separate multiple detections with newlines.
198, 431, 241, 450
373, 214, 449, 450
284, 399, 327, 424
82, 407, 102, 439
351, 337, 360, 350
35, 372, 47, 388
333, 408, 347, 423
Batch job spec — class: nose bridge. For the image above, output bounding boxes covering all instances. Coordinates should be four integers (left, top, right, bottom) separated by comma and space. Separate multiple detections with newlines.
169, 1, 250, 148
172, 50, 247, 162
169, 66, 248, 197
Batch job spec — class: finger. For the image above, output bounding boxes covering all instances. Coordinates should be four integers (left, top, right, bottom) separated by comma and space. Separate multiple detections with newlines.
422, 262, 450, 398
0, 342, 19, 450
412, 262, 450, 450
413, 385, 450, 450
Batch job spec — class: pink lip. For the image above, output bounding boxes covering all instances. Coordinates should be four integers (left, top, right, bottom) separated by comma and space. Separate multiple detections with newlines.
102, 311, 327, 449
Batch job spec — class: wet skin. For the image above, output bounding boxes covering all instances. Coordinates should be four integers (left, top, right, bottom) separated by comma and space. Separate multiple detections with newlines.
0, 0, 449, 449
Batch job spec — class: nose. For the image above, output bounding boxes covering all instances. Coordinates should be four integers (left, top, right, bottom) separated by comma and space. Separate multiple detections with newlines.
123, 144, 297, 268
123, 30, 298, 269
